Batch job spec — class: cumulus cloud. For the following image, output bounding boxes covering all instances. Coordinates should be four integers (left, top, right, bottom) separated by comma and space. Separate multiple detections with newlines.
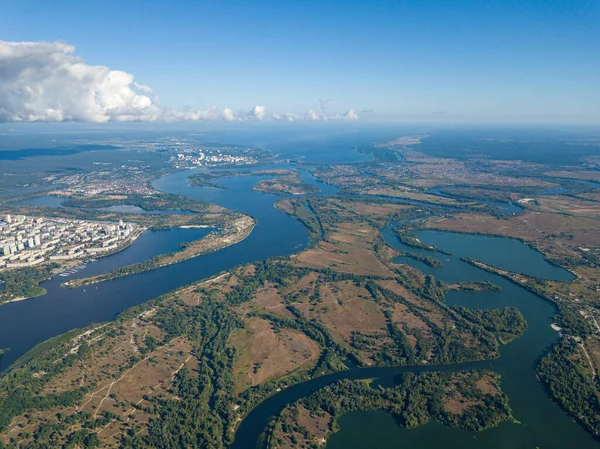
270, 108, 359, 122
0, 41, 359, 123
343, 109, 359, 120
249, 105, 266, 120
0, 41, 161, 122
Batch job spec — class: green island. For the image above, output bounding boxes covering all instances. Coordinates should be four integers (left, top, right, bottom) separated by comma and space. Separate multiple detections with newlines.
268, 372, 511, 449
190, 169, 319, 195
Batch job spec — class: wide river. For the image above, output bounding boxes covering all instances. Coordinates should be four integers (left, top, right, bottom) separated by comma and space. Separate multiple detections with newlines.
0, 164, 597, 449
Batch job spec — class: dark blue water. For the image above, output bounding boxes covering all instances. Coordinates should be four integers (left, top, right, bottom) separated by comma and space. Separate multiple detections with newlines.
60, 227, 213, 280
0, 169, 308, 371
409, 229, 574, 281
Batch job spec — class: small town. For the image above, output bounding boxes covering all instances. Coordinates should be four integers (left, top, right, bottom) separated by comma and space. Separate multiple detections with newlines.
0, 214, 140, 270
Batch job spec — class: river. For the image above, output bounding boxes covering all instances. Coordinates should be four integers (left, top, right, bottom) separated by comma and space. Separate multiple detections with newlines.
0, 163, 597, 448
0, 168, 308, 371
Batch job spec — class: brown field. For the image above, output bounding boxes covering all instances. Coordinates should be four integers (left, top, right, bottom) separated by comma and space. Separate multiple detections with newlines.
577, 192, 600, 203
294, 221, 396, 277
527, 196, 600, 217
286, 199, 409, 279
426, 213, 534, 239
444, 373, 500, 415
4, 309, 198, 447
271, 404, 332, 449
445, 187, 516, 202
295, 281, 387, 340
584, 337, 600, 376
229, 317, 320, 392
253, 283, 295, 318
364, 188, 464, 205
275, 198, 295, 215
379, 279, 446, 327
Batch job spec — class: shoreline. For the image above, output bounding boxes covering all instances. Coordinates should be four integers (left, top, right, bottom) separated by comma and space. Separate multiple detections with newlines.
63, 215, 256, 288
0, 227, 146, 307
179, 224, 213, 229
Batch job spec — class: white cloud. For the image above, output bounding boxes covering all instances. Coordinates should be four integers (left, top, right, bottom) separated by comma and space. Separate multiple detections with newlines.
0, 41, 162, 122
343, 109, 359, 120
0, 40, 359, 123
249, 105, 266, 120
221, 108, 236, 121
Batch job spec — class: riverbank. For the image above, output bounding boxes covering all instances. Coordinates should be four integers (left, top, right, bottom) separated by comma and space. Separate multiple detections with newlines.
63, 215, 255, 288
0, 227, 146, 306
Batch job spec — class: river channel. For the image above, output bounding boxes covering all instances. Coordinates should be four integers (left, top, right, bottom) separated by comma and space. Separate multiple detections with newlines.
0, 164, 598, 449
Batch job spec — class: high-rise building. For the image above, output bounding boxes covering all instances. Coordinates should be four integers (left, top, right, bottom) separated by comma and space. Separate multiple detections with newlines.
2, 244, 11, 256
5, 214, 11, 224
27, 238, 35, 248
34, 235, 41, 246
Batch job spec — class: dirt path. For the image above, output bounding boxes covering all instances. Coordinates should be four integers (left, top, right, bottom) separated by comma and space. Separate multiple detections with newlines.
580, 343, 596, 378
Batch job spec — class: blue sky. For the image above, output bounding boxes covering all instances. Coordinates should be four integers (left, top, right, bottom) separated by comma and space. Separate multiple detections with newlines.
1, 0, 599, 123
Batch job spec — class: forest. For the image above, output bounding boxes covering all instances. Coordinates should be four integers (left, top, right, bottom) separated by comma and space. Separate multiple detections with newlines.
269, 372, 511, 449
0, 263, 59, 303
537, 339, 600, 436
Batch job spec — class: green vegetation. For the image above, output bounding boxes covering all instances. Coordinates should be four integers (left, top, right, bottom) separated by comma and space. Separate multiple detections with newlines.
0, 332, 91, 433
122, 261, 350, 449
189, 172, 228, 189
397, 251, 443, 267
454, 281, 502, 293
555, 302, 594, 338
538, 339, 600, 436
357, 145, 402, 162
269, 371, 511, 449
62, 192, 206, 215
357, 279, 526, 366
0, 254, 528, 448
395, 228, 452, 255
0, 264, 58, 304
455, 306, 527, 344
